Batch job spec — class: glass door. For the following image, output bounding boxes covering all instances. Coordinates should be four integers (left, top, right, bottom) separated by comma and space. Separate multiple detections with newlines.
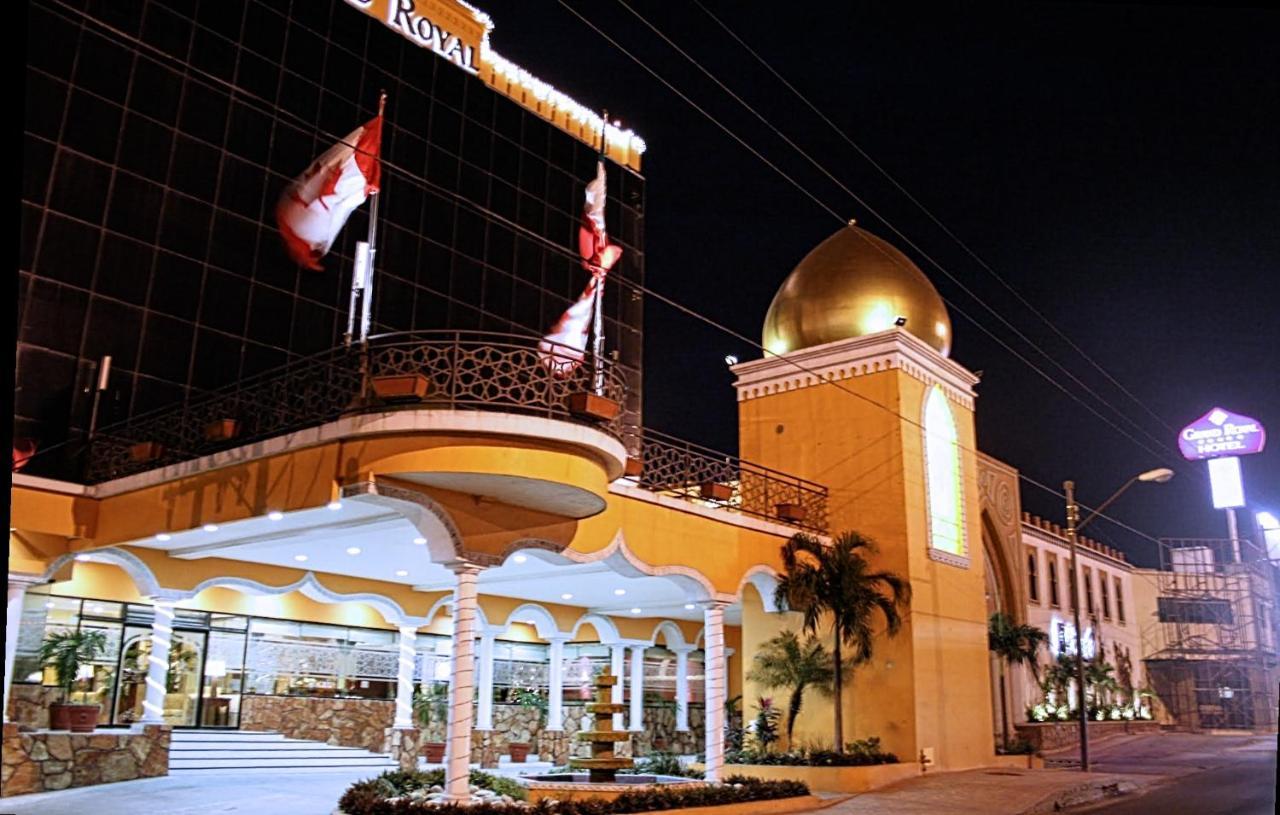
111, 628, 207, 726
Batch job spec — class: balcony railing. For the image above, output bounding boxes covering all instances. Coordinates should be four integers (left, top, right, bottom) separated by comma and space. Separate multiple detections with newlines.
81, 331, 827, 532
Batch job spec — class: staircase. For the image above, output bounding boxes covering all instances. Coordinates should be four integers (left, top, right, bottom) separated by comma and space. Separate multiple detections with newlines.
169, 730, 400, 773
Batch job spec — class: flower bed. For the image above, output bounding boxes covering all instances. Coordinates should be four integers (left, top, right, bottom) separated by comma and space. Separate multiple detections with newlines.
727, 737, 899, 767
337, 769, 809, 814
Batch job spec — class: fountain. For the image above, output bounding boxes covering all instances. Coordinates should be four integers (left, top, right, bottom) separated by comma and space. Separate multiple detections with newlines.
521, 669, 704, 803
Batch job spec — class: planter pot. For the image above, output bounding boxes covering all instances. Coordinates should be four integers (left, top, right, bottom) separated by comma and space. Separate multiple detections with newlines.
129, 441, 166, 463
371, 374, 431, 402
422, 741, 446, 763
508, 742, 531, 763
50, 703, 100, 733
204, 418, 240, 442
566, 392, 621, 422
700, 481, 733, 502
776, 502, 807, 523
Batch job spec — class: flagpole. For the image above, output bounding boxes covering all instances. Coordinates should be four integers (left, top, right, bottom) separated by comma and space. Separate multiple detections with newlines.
590, 110, 608, 396
358, 90, 387, 346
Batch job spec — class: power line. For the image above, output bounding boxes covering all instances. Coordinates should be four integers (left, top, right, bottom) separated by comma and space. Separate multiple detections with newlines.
606, 0, 1184, 467
559, 0, 1182, 469
691, 0, 1180, 438
30, 0, 1168, 549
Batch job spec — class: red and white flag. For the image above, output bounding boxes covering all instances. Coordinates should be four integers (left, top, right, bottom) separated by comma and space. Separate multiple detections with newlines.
276, 116, 382, 270
539, 161, 623, 375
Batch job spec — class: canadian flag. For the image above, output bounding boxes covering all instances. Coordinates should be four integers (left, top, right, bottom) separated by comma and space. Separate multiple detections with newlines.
539, 161, 623, 375
276, 116, 382, 270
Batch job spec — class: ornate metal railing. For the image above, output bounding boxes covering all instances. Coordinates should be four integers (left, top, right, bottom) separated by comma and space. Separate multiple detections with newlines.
82, 330, 829, 533
85, 331, 628, 483
622, 427, 829, 534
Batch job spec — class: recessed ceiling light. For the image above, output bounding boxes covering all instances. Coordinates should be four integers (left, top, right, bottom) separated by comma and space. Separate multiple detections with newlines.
412, 537, 427, 545
268, 511, 284, 521
512, 554, 527, 564
684, 603, 696, 610
44, 601, 55, 609
346, 547, 361, 555
203, 524, 219, 532
613, 588, 626, 596
560, 593, 574, 600
294, 554, 309, 562
524, 620, 537, 626
395, 569, 409, 577
630, 608, 642, 614
74, 554, 91, 562
155, 533, 171, 542
327, 501, 342, 511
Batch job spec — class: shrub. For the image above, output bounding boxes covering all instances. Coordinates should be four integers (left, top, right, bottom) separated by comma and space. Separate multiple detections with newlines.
468, 770, 527, 801
338, 773, 808, 814
627, 751, 704, 779
727, 736, 898, 767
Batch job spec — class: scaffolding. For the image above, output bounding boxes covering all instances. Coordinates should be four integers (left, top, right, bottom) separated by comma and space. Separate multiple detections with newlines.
1142, 537, 1278, 732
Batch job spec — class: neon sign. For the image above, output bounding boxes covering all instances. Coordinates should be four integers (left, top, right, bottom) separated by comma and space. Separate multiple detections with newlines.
1178, 407, 1266, 461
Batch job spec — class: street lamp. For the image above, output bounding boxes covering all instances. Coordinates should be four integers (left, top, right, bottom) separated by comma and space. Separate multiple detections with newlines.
1063, 466, 1173, 772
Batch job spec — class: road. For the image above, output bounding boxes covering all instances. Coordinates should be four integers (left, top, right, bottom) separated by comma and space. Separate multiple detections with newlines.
1061, 733, 1277, 815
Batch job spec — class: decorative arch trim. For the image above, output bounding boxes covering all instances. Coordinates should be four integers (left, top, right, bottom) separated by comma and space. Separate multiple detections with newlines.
648, 620, 688, 649
42, 548, 163, 599
177, 571, 428, 628
735, 565, 782, 613
499, 602, 565, 639
571, 613, 621, 645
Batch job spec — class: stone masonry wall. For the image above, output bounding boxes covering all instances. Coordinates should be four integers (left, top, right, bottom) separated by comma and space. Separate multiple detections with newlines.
1, 722, 170, 797
240, 695, 394, 753
5, 685, 61, 730
1014, 720, 1160, 752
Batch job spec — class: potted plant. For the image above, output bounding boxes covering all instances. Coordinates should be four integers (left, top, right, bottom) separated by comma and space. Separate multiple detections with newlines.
508, 687, 547, 763
39, 629, 108, 732
413, 683, 450, 763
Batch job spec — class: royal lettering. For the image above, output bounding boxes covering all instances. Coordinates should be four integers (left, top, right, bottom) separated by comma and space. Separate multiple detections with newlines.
387, 0, 478, 74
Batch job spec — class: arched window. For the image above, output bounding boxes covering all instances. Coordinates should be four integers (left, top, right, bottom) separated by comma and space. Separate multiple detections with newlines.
923, 385, 967, 564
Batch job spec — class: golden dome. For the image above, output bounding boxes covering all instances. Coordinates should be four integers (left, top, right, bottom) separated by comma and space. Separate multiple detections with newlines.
762, 224, 951, 356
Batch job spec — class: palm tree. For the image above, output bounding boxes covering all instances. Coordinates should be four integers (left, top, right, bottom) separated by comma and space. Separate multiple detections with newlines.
746, 629, 835, 747
773, 531, 911, 753
987, 612, 1048, 749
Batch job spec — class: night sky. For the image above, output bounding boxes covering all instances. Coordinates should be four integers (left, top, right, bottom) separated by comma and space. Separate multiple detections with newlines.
504, 2, 1279, 562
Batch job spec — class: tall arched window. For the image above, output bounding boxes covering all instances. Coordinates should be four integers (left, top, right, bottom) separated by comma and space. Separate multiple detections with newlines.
924, 385, 967, 564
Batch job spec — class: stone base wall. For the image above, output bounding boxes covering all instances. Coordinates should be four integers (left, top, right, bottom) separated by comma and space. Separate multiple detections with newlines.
382, 727, 422, 770
1014, 720, 1161, 752
240, 695, 394, 752
1, 723, 170, 797
5, 685, 61, 730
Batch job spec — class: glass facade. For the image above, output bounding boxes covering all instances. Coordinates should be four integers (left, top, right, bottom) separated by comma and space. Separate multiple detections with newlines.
19, 0, 645, 479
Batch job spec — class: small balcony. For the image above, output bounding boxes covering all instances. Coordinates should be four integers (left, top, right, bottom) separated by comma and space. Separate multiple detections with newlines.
81, 331, 827, 532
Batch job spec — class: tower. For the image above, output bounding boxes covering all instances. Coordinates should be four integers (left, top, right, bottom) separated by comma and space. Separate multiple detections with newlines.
735, 224, 993, 768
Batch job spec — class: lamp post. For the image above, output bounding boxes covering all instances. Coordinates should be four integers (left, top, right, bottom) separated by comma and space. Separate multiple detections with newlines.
1063, 467, 1173, 772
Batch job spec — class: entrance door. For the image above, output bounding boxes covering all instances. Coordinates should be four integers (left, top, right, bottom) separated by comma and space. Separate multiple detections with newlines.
112, 628, 207, 726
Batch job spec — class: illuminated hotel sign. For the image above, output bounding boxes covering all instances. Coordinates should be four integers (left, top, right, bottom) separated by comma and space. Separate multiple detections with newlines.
342, 0, 647, 170
1178, 407, 1266, 461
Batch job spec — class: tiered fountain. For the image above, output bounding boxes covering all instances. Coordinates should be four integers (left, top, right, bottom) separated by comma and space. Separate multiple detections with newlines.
522, 669, 703, 803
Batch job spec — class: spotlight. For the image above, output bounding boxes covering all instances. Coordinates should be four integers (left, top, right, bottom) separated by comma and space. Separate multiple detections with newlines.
724, 355, 739, 366
267, 511, 284, 521
894, 316, 908, 327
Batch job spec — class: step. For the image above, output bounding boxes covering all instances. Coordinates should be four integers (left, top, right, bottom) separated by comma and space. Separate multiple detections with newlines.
171, 730, 287, 741
170, 763, 399, 774
171, 755, 395, 769
170, 747, 391, 759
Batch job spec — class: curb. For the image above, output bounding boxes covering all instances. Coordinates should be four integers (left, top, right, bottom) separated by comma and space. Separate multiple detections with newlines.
1026, 778, 1141, 813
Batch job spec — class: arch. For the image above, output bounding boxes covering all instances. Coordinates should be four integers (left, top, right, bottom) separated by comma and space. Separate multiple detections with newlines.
981, 509, 1021, 622
527, 531, 723, 604
570, 613, 621, 645
649, 620, 688, 649
42, 548, 163, 599
735, 565, 782, 613
423, 594, 491, 630
342, 478, 465, 565
176, 571, 426, 628
500, 602, 565, 640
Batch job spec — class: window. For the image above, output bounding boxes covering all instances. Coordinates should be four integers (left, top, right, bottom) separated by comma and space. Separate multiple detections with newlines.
923, 386, 966, 564
1100, 570, 1111, 619
1084, 566, 1095, 615
1157, 597, 1233, 625
1115, 577, 1126, 624
1047, 555, 1060, 607
1027, 549, 1040, 603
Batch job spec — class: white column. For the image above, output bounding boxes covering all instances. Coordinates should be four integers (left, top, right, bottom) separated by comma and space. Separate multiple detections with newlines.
476, 631, 496, 730
140, 598, 175, 724
546, 636, 567, 731
629, 645, 645, 731
702, 602, 728, 782
5, 576, 40, 723
394, 626, 417, 729
610, 644, 626, 730
673, 646, 693, 732
444, 562, 482, 803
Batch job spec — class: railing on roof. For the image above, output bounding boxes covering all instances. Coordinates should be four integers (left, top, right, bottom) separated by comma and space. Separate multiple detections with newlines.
82, 330, 828, 532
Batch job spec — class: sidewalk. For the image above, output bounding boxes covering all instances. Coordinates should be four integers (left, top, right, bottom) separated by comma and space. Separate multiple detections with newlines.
811, 766, 1158, 814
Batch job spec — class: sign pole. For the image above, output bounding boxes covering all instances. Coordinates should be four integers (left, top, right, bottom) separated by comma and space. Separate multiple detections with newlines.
359, 90, 388, 347
1225, 506, 1241, 563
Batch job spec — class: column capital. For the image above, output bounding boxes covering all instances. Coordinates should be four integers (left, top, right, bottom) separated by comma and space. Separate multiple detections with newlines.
398, 624, 419, 637
698, 599, 731, 612
7, 573, 43, 590
444, 559, 485, 577
670, 644, 698, 654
